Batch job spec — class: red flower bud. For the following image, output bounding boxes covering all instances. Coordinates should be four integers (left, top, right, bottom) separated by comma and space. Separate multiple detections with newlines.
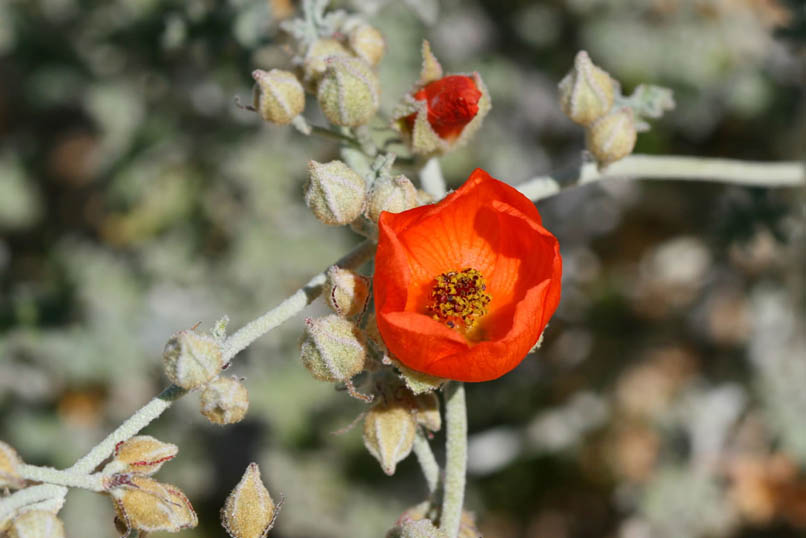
407, 75, 482, 140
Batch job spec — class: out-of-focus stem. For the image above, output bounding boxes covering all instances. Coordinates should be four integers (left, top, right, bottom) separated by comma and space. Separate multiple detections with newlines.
420, 157, 447, 199
518, 154, 805, 202
16, 465, 104, 492
413, 430, 440, 495
440, 382, 467, 538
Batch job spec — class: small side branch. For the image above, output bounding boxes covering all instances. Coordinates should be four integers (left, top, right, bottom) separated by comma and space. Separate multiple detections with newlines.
413, 430, 440, 496
222, 239, 375, 362
518, 154, 805, 202
0, 484, 68, 524
440, 382, 467, 538
16, 465, 105, 492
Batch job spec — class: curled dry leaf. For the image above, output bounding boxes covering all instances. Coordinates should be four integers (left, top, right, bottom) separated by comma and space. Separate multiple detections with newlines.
109, 475, 197, 535
221, 462, 280, 538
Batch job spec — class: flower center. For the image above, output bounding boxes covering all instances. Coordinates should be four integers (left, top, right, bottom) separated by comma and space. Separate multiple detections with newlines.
427, 268, 491, 330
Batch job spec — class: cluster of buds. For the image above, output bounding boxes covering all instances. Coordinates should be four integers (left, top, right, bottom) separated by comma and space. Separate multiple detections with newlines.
162, 323, 249, 426
304, 156, 420, 234
221, 463, 280, 538
250, 14, 385, 130
558, 51, 637, 168
101, 436, 197, 535
392, 41, 491, 156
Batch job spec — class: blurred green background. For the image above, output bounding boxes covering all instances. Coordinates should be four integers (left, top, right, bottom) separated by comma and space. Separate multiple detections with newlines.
0, 0, 804, 536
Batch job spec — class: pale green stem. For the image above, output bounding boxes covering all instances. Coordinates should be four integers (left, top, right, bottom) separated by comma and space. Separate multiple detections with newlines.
223, 239, 375, 362
420, 157, 447, 199
0, 484, 67, 524
69, 384, 185, 474
518, 154, 804, 202
440, 382, 467, 538
16, 465, 104, 492
413, 430, 440, 495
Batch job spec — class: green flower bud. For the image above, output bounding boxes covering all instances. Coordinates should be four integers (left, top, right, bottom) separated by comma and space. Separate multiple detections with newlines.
558, 51, 615, 126
363, 400, 416, 476
366, 174, 417, 223
303, 38, 352, 84
300, 315, 367, 383
304, 160, 367, 226
348, 24, 385, 67
8, 511, 66, 538
251, 69, 305, 125
324, 265, 370, 319
317, 56, 380, 127
585, 107, 637, 168
163, 329, 224, 390
200, 376, 249, 425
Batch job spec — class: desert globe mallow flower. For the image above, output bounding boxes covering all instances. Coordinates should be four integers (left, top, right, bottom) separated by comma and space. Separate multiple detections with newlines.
373, 169, 562, 382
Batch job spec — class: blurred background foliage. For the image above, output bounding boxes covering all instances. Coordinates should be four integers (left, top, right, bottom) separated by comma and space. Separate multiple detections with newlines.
0, 0, 804, 536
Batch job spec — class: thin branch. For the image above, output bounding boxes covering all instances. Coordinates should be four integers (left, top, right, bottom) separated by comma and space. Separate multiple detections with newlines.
518, 154, 805, 202
440, 382, 467, 538
413, 430, 440, 495
16, 465, 104, 492
223, 239, 375, 362
0, 484, 67, 524
69, 385, 185, 474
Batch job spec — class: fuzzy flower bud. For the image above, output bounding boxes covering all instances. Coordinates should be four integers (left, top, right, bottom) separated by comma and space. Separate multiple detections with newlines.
302, 38, 352, 84
7, 511, 66, 538
109, 475, 197, 534
251, 69, 305, 125
412, 392, 441, 432
558, 51, 615, 126
317, 56, 380, 127
586, 107, 637, 168
107, 436, 178, 476
366, 174, 418, 223
163, 329, 224, 390
304, 160, 367, 226
200, 376, 249, 425
348, 24, 385, 67
363, 400, 416, 475
300, 315, 367, 383
324, 266, 370, 319
221, 463, 279, 538
0, 441, 24, 490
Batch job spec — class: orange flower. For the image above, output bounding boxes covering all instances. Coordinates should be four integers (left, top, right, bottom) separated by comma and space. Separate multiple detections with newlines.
373, 169, 562, 382
406, 75, 482, 141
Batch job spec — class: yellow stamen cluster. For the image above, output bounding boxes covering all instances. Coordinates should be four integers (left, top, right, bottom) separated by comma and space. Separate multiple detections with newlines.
428, 268, 491, 330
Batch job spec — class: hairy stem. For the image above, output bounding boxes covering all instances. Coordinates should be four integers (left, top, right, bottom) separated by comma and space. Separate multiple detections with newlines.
223, 239, 375, 362
69, 385, 185, 474
413, 430, 440, 495
440, 382, 467, 538
0, 484, 67, 524
16, 465, 104, 492
518, 154, 804, 202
